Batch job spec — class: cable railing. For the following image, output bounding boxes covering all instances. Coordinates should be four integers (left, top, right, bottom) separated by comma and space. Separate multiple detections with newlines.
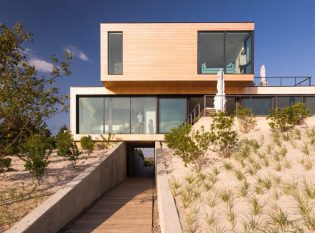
251, 76, 312, 87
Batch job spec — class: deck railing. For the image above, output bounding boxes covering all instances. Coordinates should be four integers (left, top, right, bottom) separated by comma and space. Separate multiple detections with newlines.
251, 76, 312, 87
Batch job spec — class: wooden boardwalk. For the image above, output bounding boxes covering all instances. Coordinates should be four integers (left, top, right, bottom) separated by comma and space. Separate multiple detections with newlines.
66, 177, 153, 233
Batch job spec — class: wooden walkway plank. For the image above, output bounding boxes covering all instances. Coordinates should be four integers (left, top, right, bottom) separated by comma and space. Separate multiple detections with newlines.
66, 177, 153, 233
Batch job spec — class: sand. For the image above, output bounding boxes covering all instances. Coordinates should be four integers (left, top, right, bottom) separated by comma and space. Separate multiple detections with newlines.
0, 147, 114, 232
164, 117, 315, 232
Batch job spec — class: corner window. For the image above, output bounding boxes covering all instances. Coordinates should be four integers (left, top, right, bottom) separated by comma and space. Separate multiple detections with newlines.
225, 32, 252, 74
198, 31, 253, 74
108, 32, 123, 75
198, 32, 224, 74
78, 97, 105, 134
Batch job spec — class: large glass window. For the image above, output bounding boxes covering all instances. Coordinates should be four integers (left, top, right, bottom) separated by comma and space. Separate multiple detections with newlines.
241, 97, 272, 115
198, 32, 224, 74
198, 31, 253, 74
131, 98, 157, 134
305, 97, 315, 115
226, 97, 236, 115
277, 96, 303, 109
105, 97, 130, 134
108, 32, 122, 75
79, 97, 104, 134
159, 98, 186, 133
225, 32, 252, 74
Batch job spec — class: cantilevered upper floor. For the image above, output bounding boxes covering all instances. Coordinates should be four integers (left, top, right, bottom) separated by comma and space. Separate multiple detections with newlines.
100, 22, 255, 92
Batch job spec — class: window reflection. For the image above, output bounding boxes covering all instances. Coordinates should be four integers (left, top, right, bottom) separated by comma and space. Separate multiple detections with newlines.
108, 32, 123, 75
159, 98, 186, 133
131, 98, 157, 134
225, 32, 252, 74
79, 97, 104, 134
105, 97, 130, 134
277, 96, 303, 109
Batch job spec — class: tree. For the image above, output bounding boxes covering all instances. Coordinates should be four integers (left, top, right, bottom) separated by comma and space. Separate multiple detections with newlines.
0, 23, 72, 158
22, 134, 50, 183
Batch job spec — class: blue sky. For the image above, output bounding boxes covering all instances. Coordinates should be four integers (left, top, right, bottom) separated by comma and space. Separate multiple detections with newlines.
1, 0, 315, 134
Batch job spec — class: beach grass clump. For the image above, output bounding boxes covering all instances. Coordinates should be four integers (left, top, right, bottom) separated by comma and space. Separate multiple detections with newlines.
169, 177, 181, 197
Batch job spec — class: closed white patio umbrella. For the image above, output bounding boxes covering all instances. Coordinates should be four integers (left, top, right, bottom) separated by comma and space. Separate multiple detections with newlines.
260, 65, 268, 86
214, 69, 226, 112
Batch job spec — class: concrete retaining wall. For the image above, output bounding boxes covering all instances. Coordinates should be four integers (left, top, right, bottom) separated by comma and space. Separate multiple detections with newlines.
155, 142, 182, 233
7, 142, 127, 233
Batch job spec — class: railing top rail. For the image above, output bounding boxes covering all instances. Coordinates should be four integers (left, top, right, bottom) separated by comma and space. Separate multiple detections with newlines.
250, 76, 312, 87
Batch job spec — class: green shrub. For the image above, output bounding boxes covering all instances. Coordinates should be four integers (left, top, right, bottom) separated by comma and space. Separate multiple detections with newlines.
0, 158, 12, 172
268, 103, 310, 132
56, 128, 73, 157
56, 127, 81, 166
80, 135, 95, 156
209, 111, 238, 158
68, 143, 81, 167
165, 124, 210, 171
23, 134, 50, 182
235, 107, 257, 133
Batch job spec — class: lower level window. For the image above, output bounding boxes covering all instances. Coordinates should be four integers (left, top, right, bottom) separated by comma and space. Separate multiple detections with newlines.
105, 97, 130, 134
241, 97, 272, 115
159, 98, 186, 133
78, 97, 104, 134
305, 97, 315, 115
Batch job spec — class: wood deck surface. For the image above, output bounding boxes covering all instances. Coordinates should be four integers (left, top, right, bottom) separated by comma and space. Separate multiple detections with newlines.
66, 177, 153, 233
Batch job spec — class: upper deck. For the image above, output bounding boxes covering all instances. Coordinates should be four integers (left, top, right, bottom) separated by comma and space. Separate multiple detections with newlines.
100, 22, 255, 92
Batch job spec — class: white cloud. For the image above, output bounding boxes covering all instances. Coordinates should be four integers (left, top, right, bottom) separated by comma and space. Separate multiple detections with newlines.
29, 58, 53, 73
65, 46, 88, 61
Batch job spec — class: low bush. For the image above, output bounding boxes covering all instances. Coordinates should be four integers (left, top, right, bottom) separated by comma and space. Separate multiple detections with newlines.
97, 133, 114, 149
0, 158, 12, 172
56, 127, 73, 157
80, 135, 95, 156
165, 124, 210, 171
209, 111, 238, 158
268, 103, 310, 132
22, 134, 50, 182
56, 126, 81, 166
235, 107, 257, 133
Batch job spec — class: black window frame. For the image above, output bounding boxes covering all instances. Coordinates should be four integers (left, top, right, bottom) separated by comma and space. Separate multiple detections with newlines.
197, 30, 254, 75
108, 31, 123, 75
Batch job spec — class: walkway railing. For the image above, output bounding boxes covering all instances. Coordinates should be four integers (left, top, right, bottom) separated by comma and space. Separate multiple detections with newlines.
184, 95, 217, 125
251, 76, 312, 87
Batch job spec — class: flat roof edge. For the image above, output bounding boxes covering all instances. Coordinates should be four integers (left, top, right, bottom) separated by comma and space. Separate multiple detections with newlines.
100, 21, 255, 24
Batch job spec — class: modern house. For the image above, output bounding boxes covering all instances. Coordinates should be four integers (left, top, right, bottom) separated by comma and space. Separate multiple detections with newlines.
70, 22, 315, 142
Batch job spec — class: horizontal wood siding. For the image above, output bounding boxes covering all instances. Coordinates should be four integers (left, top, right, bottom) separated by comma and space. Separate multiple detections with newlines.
100, 23, 254, 91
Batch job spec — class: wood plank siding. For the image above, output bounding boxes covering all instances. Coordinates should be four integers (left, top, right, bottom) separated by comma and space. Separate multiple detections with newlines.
100, 22, 254, 94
